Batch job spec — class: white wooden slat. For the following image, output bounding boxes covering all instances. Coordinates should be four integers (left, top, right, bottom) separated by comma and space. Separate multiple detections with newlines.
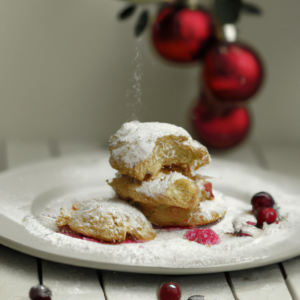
283, 257, 300, 300
42, 260, 105, 300
261, 143, 300, 299
0, 241, 39, 298
229, 264, 292, 300
102, 271, 235, 300
6, 139, 51, 168
58, 140, 102, 156
0, 140, 49, 299
102, 271, 161, 300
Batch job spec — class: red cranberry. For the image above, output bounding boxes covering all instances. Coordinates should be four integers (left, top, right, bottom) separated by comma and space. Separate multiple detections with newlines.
184, 228, 220, 245
204, 182, 214, 199
251, 192, 275, 214
256, 208, 277, 227
29, 285, 52, 300
159, 282, 181, 300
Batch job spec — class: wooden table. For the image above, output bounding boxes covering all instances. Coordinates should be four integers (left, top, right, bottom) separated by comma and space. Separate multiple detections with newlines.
0, 139, 299, 299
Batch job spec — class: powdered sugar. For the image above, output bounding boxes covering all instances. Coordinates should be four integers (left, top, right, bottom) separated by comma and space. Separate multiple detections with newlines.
109, 121, 205, 168
22, 190, 300, 269
2, 153, 300, 271
136, 172, 192, 197
191, 190, 226, 222
64, 198, 155, 242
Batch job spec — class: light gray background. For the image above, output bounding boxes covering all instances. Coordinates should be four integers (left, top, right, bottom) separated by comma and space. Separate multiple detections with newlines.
0, 0, 298, 147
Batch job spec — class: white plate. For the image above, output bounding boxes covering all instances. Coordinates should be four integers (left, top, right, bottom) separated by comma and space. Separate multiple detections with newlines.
0, 153, 300, 275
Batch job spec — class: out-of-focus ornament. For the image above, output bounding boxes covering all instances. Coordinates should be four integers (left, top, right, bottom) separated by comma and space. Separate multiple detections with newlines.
203, 25, 263, 103
152, 5, 214, 63
192, 93, 251, 149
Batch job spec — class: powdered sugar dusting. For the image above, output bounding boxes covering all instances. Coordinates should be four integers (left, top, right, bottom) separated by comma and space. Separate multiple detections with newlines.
22, 191, 300, 268
191, 190, 226, 222
136, 172, 192, 197
66, 198, 155, 241
109, 121, 205, 168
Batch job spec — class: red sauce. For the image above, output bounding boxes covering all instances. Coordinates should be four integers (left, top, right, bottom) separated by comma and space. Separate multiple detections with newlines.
184, 228, 220, 245
58, 225, 145, 244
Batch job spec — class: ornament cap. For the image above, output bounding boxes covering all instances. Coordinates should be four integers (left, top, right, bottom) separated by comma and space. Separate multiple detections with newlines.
222, 24, 237, 42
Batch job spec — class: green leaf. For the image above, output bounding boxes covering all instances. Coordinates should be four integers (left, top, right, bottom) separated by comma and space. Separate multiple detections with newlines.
135, 10, 149, 37
241, 2, 262, 14
214, 0, 242, 24
118, 5, 137, 20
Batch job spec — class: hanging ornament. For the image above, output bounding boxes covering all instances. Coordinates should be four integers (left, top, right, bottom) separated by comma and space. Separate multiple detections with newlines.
203, 24, 264, 104
203, 41, 264, 104
116, 0, 263, 151
151, 4, 214, 63
192, 93, 251, 149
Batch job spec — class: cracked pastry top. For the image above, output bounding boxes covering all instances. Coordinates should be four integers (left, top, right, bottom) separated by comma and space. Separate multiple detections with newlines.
109, 121, 210, 181
56, 198, 157, 243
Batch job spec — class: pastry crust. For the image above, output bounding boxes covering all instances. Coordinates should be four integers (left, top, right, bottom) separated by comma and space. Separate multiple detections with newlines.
56, 198, 157, 243
108, 171, 207, 210
133, 191, 226, 227
106, 121, 226, 229
109, 122, 210, 180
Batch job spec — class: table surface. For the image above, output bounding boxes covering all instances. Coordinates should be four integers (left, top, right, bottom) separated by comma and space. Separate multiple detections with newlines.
0, 139, 299, 300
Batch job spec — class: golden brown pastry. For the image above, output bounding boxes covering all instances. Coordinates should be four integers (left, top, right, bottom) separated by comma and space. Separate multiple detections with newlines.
56, 198, 157, 243
107, 121, 226, 228
109, 121, 210, 181
108, 171, 207, 210
133, 191, 226, 227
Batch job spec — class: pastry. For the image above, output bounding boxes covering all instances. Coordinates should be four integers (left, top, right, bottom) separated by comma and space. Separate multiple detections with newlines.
109, 121, 210, 181
108, 121, 225, 227
56, 198, 157, 243
108, 171, 210, 210
133, 191, 226, 227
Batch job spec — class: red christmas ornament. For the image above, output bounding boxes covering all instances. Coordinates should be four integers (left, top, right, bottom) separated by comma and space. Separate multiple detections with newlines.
192, 94, 251, 149
203, 42, 263, 103
152, 5, 214, 63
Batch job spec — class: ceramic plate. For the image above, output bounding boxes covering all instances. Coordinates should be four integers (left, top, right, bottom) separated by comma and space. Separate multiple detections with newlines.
0, 153, 300, 274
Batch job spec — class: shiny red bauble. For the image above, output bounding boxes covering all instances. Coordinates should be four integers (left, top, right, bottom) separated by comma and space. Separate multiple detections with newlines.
203, 42, 263, 103
192, 95, 251, 149
152, 5, 214, 63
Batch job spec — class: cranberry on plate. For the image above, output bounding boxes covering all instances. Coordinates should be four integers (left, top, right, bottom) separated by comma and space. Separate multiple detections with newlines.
251, 192, 275, 215
256, 207, 277, 227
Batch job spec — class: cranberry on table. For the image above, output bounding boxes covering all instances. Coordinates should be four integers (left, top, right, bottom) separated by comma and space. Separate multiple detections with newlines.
256, 207, 277, 227
29, 285, 52, 300
159, 282, 181, 300
251, 192, 275, 214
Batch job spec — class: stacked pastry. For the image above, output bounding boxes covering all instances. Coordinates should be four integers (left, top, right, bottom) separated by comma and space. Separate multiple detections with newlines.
108, 121, 226, 227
